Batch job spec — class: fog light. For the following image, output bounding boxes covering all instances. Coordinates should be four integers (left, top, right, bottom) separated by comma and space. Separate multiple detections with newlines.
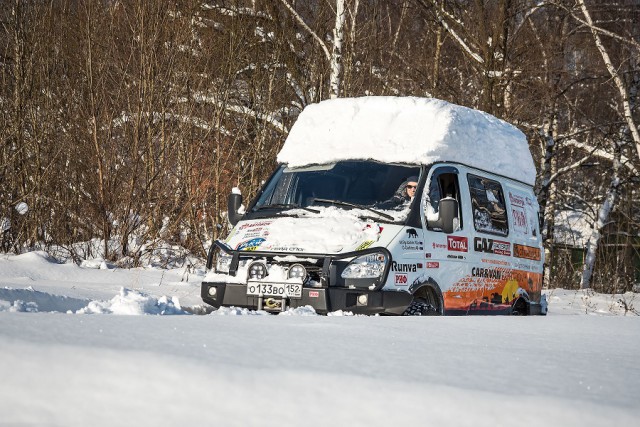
208, 286, 217, 297
357, 294, 368, 306
288, 263, 307, 281
248, 262, 268, 280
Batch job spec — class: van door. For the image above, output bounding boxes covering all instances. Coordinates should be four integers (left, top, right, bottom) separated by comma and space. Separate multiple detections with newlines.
421, 166, 476, 313
503, 183, 544, 305
466, 173, 514, 314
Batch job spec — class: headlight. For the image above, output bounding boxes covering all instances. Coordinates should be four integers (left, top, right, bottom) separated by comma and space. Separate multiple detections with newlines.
287, 264, 307, 281
248, 262, 268, 280
215, 250, 233, 273
341, 252, 388, 279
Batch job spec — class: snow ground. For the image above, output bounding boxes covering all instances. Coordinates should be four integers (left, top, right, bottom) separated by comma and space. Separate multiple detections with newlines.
1, 252, 639, 426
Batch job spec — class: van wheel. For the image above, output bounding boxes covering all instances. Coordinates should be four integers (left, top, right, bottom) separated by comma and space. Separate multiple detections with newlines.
403, 285, 442, 316
403, 298, 439, 316
511, 298, 528, 316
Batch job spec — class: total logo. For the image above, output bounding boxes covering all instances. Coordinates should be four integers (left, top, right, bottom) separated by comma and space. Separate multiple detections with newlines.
447, 236, 468, 252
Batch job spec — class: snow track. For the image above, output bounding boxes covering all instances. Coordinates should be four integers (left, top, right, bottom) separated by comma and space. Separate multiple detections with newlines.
0, 287, 90, 313
1, 251, 639, 426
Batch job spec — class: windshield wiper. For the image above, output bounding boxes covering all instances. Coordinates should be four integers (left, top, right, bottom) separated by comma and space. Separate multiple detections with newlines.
255, 204, 320, 214
311, 198, 395, 221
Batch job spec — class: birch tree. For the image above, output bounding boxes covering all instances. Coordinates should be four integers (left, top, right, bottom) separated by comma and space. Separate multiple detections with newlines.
580, 140, 624, 288
576, 0, 640, 163
278, 0, 347, 99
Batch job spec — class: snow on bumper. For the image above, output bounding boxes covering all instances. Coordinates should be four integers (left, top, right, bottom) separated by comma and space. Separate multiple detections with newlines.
201, 282, 412, 315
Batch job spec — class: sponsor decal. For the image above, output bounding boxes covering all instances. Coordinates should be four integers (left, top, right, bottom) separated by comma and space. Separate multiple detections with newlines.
426, 262, 440, 268
474, 237, 511, 256
356, 240, 374, 251
263, 245, 304, 252
481, 258, 510, 266
513, 261, 536, 271
309, 291, 319, 298
509, 192, 531, 235
400, 229, 423, 251
406, 228, 419, 239
432, 242, 447, 250
445, 267, 543, 312
492, 240, 511, 256
514, 244, 541, 261
508, 192, 526, 208
239, 221, 273, 230
447, 236, 468, 252
511, 206, 528, 235
447, 254, 465, 260
425, 253, 432, 258
394, 274, 408, 285
472, 267, 507, 280
400, 239, 424, 251
236, 238, 265, 251
391, 261, 420, 272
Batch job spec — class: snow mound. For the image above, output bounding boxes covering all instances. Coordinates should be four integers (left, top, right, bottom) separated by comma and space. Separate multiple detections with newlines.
211, 306, 271, 316
210, 305, 357, 316
278, 305, 318, 316
2, 300, 39, 313
0, 287, 90, 313
278, 96, 535, 185
77, 288, 187, 315
545, 288, 639, 316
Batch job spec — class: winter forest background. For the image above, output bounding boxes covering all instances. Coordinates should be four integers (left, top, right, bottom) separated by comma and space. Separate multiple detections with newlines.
1, 0, 639, 292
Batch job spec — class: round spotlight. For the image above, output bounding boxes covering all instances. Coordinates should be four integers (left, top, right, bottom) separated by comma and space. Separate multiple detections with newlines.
208, 286, 217, 297
287, 263, 307, 281
248, 262, 268, 280
357, 294, 368, 306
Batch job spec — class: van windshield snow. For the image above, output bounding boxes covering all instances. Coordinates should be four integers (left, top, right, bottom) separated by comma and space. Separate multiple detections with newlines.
250, 161, 420, 221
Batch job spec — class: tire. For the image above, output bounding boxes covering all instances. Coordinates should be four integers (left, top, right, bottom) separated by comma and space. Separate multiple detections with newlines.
404, 283, 444, 316
403, 298, 439, 316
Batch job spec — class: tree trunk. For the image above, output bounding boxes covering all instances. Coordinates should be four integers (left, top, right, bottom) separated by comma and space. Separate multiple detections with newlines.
580, 140, 622, 289
329, 0, 346, 99
578, 0, 640, 163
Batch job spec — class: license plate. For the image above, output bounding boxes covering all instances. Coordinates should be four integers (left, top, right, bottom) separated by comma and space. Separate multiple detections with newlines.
247, 282, 303, 299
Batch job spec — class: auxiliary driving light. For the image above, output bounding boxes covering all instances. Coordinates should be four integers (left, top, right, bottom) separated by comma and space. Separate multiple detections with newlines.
208, 286, 217, 297
248, 262, 268, 280
287, 263, 307, 281
357, 294, 368, 306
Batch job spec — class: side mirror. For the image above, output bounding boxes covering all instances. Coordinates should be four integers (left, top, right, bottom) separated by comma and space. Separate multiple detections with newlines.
430, 197, 458, 234
227, 192, 243, 226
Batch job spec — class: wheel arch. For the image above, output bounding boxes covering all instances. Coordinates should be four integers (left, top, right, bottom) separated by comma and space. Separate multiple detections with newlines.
408, 278, 445, 315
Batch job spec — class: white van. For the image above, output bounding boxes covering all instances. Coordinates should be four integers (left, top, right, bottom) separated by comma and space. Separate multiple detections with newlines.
201, 97, 546, 315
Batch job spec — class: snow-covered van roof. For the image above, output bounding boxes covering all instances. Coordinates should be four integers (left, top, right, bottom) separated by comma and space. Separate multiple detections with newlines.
277, 96, 537, 186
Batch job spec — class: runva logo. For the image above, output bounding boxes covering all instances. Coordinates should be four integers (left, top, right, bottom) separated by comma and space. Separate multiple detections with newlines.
391, 261, 418, 272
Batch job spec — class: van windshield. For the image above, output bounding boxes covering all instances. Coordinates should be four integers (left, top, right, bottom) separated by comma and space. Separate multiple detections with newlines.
250, 161, 421, 221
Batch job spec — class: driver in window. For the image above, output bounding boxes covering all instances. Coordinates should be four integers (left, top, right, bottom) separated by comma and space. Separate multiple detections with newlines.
391, 176, 418, 204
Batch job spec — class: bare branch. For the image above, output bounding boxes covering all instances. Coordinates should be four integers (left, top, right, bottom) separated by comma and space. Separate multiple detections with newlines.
278, 0, 331, 62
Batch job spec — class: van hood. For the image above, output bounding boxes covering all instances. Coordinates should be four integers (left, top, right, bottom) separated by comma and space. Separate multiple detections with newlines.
225, 215, 395, 254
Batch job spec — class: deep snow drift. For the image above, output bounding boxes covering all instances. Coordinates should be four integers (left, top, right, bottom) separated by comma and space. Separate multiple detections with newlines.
1, 251, 639, 426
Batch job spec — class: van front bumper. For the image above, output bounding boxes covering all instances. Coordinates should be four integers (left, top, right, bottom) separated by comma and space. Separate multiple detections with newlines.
201, 282, 413, 315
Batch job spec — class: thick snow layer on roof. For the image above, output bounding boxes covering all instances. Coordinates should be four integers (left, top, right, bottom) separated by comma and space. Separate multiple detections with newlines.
277, 96, 536, 185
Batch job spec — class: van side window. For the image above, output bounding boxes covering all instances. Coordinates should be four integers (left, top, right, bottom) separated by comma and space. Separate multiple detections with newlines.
467, 174, 508, 236
426, 169, 461, 231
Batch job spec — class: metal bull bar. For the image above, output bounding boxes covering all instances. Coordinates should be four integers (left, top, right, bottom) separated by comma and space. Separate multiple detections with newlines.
207, 240, 392, 288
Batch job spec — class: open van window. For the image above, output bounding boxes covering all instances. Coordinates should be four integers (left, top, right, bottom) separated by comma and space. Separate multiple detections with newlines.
426, 167, 462, 232
250, 160, 420, 222
467, 174, 509, 236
